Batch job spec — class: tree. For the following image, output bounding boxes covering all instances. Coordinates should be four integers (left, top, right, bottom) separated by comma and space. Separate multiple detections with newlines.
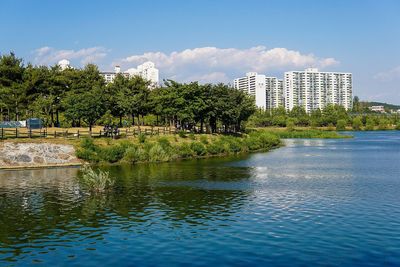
63, 86, 106, 131
352, 117, 363, 130
336, 119, 347, 131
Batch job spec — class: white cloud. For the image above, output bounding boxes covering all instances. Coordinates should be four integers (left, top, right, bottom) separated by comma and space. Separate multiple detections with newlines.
117, 46, 339, 83
374, 66, 400, 82
33, 46, 108, 66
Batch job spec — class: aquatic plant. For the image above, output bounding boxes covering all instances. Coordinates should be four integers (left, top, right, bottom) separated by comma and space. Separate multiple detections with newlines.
79, 164, 115, 193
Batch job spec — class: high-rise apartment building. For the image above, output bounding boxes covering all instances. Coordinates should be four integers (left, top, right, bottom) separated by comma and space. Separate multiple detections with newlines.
265, 77, 284, 109
284, 68, 352, 112
233, 73, 284, 110
233, 72, 267, 109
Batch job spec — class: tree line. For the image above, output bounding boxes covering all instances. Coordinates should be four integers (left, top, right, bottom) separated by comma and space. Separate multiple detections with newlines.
0, 53, 256, 132
248, 104, 400, 130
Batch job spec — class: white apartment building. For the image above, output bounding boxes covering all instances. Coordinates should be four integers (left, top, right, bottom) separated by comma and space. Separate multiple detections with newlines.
266, 77, 284, 109
100, 61, 159, 88
233, 73, 284, 109
233, 72, 267, 109
284, 68, 352, 113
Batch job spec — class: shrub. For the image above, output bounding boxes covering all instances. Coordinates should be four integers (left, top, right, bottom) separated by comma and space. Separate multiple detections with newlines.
98, 145, 126, 163
138, 133, 146, 143
365, 118, 375, 131
206, 141, 226, 155
157, 137, 171, 150
200, 135, 209, 145
352, 117, 363, 131
286, 118, 296, 132
223, 136, 243, 153
178, 130, 187, 138
190, 142, 207, 156
124, 145, 148, 162
80, 137, 97, 151
78, 164, 115, 193
148, 143, 172, 162
178, 143, 194, 158
188, 133, 196, 140
336, 119, 347, 131
396, 124, 400, 130
76, 148, 99, 162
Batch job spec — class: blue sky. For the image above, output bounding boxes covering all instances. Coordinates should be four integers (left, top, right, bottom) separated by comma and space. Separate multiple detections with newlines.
1, 0, 400, 103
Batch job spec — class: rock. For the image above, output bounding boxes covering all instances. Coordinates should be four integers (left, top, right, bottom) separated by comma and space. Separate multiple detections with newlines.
16, 154, 31, 163
0, 142, 81, 168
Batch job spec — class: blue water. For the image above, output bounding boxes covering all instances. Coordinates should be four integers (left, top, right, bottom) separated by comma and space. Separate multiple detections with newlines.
0, 131, 400, 266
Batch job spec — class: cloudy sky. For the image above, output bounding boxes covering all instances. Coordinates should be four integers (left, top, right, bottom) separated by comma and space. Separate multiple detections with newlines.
1, 0, 400, 103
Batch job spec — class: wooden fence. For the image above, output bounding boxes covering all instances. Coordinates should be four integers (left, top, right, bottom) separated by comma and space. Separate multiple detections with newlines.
0, 127, 187, 140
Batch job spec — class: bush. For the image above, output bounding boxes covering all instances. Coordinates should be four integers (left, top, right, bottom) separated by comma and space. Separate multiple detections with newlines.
352, 117, 363, 130
200, 135, 209, 145
148, 143, 172, 162
98, 145, 126, 163
178, 130, 187, 138
157, 137, 171, 149
286, 118, 296, 132
188, 133, 196, 140
138, 133, 146, 143
178, 143, 194, 158
336, 119, 347, 131
78, 164, 115, 193
365, 118, 375, 131
76, 148, 99, 162
80, 137, 97, 151
223, 136, 243, 153
123, 145, 148, 163
206, 141, 226, 155
190, 142, 207, 156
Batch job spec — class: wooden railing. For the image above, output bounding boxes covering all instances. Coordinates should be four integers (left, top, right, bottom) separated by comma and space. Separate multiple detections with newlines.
0, 127, 190, 140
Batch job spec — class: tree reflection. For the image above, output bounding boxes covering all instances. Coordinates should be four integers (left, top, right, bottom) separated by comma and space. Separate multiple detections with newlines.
0, 160, 252, 260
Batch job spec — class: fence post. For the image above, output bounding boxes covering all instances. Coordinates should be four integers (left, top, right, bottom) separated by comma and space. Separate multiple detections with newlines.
29, 129, 32, 138
54, 131, 57, 138
1, 128, 3, 139
16, 128, 18, 138
77, 130, 80, 138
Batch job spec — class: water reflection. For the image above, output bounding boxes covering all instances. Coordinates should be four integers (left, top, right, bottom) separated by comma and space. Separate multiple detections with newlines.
0, 160, 252, 262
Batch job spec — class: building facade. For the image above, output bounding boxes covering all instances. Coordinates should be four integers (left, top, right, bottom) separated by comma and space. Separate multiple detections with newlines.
284, 68, 352, 113
266, 77, 284, 109
233, 73, 284, 110
233, 72, 267, 109
100, 61, 159, 88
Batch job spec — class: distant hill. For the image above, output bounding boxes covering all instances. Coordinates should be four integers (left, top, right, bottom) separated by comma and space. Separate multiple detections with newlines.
360, 101, 400, 110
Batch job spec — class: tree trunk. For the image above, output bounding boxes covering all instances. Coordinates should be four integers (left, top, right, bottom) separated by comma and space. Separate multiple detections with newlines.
200, 118, 204, 133
119, 115, 122, 127
132, 114, 135, 126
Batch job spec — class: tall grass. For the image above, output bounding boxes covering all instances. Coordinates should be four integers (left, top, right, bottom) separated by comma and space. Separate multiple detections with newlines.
79, 164, 115, 193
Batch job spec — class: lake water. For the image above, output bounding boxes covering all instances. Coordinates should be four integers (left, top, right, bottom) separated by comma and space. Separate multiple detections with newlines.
0, 131, 400, 266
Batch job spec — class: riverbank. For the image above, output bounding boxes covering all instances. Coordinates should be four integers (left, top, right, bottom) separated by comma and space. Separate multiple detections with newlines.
0, 129, 351, 169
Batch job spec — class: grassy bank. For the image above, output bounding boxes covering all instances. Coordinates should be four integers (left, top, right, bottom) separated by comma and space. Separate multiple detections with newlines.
75, 131, 282, 164
256, 128, 352, 139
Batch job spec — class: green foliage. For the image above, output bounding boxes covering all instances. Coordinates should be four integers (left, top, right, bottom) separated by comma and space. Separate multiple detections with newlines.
178, 130, 187, 138
286, 118, 296, 131
190, 142, 207, 156
97, 144, 126, 163
178, 143, 194, 158
365, 118, 376, 131
272, 129, 351, 139
148, 143, 173, 162
78, 164, 115, 193
188, 133, 196, 140
352, 117, 363, 130
138, 133, 146, 143
206, 141, 227, 155
200, 135, 209, 145
336, 119, 347, 131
